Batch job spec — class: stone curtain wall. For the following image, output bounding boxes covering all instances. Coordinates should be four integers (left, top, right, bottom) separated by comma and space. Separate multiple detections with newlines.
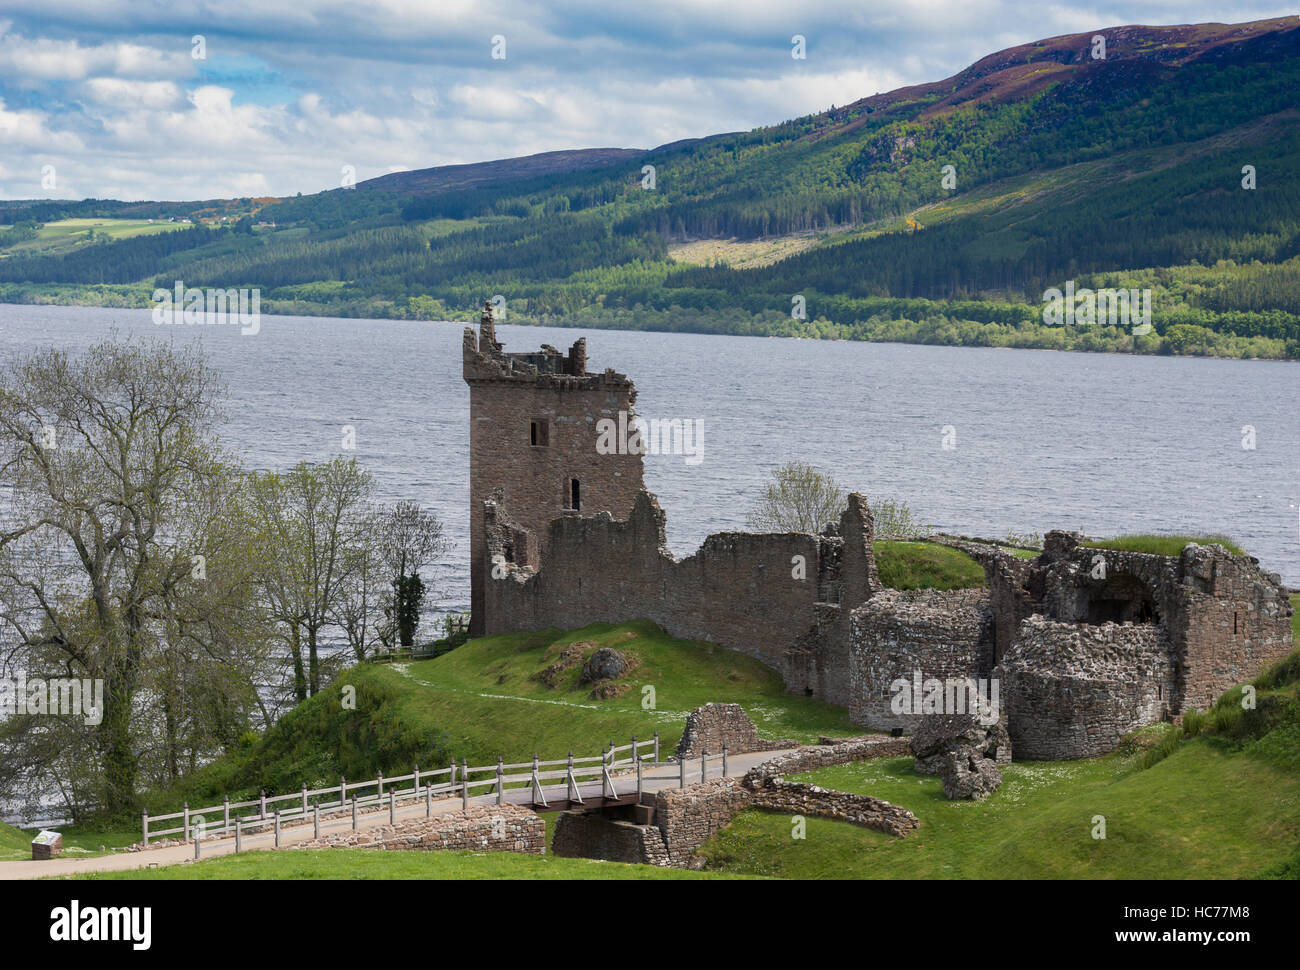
848, 589, 994, 730
998, 617, 1174, 759
485, 492, 881, 705
674, 703, 798, 759
289, 803, 545, 855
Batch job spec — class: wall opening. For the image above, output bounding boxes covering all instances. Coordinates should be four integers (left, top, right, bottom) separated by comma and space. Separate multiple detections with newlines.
566, 478, 581, 511
1084, 573, 1159, 626
530, 419, 550, 447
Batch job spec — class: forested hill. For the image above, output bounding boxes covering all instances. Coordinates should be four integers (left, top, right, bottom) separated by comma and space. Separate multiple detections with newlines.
3, 17, 1300, 360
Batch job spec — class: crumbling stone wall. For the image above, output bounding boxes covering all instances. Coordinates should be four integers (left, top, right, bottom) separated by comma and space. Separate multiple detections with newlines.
987, 531, 1293, 726
289, 803, 545, 855
674, 703, 797, 759
848, 589, 994, 731
998, 616, 1174, 759
745, 778, 919, 836
484, 490, 880, 706
742, 734, 912, 783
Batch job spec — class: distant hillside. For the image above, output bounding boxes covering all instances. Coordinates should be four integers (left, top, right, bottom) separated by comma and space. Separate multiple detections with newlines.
3, 17, 1299, 360
357, 147, 648, 195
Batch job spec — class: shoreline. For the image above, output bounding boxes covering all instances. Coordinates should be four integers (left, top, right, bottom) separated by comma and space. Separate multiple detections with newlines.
4, 298, 1296, 366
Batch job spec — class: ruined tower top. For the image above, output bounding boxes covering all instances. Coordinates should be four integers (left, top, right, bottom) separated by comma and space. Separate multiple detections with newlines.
462, 300, 629, 389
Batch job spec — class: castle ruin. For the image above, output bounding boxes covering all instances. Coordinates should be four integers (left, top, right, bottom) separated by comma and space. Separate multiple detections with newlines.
464, 310, 1295, 759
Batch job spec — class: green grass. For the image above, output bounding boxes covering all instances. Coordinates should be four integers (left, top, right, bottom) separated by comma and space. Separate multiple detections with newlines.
875, 541, 985, 590
700, 619, 1300, 880
1081, 534, 1246, 557
697, 738, 1300, 879
59, 847, 755, 880
130, 620, 857, 819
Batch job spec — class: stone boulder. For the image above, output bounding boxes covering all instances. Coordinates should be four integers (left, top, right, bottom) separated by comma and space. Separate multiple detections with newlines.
939, 750, 1002, 800
580, 648, 628, 684
910, 712, 1011, 776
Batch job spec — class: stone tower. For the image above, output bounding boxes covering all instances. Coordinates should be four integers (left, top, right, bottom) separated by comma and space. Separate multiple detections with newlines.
463, 302, 645, 635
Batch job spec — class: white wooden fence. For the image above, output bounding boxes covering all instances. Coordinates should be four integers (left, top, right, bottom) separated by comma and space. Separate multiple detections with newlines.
141, 732, 735, 850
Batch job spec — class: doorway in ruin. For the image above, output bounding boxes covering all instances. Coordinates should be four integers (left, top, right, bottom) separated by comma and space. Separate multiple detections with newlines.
1084, 573, 1158, 625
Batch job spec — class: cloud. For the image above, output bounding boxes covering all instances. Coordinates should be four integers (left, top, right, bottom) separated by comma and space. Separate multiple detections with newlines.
0, 2, 1294, 200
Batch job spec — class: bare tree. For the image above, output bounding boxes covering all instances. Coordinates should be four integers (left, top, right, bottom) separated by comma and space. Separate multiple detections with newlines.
746, 460, 846, 534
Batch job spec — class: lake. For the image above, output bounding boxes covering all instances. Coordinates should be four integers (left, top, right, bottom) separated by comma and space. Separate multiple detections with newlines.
3, 303, 1298, 598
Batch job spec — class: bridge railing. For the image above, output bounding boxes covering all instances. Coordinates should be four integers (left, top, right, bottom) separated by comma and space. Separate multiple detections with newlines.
142, 732, 663, 845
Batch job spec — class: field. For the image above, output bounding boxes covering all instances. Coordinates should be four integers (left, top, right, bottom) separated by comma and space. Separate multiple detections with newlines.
0, 218, 192, 257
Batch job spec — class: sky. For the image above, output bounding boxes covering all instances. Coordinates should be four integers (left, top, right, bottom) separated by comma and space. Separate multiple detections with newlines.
0, 1, 1295, 202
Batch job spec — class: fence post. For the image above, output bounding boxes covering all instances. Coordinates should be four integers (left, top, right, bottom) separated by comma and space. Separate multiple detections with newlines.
679, 755, 686, 789
631, 736, 637, 772
602, 747, 609, 800
223, 796, 230, 836
531, 753, 540, 804
637, 754, 643, 799
377, 770, 383, 798
701, 749, 707, 783
654, 730, 660, 764
301, 783, 308, 817
142, 809, 148, 847
461, 759, 469, 810
235, 816, 242, 853
449, 760, 456, 795
390, 789, 396, 825
193, 825, 200, 860
352, 795, 357, 831
723, 744, 729, 778
314, 803, 320, 840
260, 789, 267, 820
568, 751, 576, 802
183, 802, 190, 843
414, 764, 420, 795
340, 775, 346, 809
426, 782, 432, 817
274, 810, 281, 848
496, 756, 504, 806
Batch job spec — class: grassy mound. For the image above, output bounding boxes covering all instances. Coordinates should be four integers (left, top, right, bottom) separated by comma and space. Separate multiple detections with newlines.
1081, 534, 1245, 557
875, 541, 985, 590
137, 620, 856, 815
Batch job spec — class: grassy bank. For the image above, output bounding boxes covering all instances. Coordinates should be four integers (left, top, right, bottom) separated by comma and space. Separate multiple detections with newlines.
61, 847, 755, 880
125, 620, 855, 820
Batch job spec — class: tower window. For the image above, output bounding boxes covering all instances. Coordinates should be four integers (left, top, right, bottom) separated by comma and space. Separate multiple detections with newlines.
567, 478, 581, 511
530, 419, 549, 447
